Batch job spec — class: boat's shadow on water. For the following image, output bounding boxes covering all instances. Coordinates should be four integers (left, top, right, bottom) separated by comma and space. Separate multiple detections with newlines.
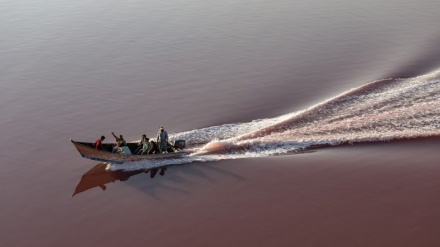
72, 148, 322, 197
73, 162, 245, 198
72, 163, 163, 197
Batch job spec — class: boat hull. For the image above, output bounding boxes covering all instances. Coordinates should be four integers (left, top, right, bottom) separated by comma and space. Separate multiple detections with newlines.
71, 139, 185, 164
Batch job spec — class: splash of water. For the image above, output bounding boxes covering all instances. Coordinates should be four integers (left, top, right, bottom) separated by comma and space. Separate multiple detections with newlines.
108, 70, 440, 171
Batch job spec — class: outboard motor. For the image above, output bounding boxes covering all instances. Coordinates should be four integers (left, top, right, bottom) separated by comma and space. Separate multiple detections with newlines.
174, 140, 186, 150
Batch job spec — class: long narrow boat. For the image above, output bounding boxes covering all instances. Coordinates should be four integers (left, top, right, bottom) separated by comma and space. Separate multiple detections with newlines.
70, 139, 187, 164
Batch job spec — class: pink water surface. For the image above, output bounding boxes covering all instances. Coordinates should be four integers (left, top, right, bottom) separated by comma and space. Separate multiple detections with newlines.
2, 0, 440, 246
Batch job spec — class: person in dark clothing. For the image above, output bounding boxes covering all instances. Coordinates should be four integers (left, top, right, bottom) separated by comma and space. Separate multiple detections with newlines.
148, 140, 160, 154
93, 136, 105, 150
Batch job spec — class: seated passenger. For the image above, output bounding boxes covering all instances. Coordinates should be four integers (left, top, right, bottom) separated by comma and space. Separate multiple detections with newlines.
137, 137, 151, 155
111, 132, 127, 153
93, 136, 105, 150
134, 134, 147, 154
148, 140, 160, 154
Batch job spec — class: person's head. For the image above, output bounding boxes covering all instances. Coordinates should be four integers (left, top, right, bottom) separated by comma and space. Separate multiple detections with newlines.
160, 126, 164, 132
100, 136, 105, 141
120, 135, 123, 139
142, 134, 147, 138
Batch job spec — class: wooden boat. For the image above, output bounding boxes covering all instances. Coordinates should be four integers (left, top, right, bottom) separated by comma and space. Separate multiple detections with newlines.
70, 139, 187, 164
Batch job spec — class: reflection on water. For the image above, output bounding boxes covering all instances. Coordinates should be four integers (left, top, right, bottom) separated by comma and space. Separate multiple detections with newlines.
73, 163, 167, 196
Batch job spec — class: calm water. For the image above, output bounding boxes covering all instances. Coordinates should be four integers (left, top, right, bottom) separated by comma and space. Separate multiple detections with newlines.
2, 0, 440, 246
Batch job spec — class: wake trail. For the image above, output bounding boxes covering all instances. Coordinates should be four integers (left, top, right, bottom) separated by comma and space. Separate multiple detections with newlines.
108, 70, 440, 171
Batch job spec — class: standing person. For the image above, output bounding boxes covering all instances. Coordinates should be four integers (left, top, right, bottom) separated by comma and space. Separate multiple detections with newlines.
93, 136, 105, 150
156, 126, 168, 153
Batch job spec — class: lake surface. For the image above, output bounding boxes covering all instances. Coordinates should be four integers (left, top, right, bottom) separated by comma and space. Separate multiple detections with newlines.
2, 0, 440, 246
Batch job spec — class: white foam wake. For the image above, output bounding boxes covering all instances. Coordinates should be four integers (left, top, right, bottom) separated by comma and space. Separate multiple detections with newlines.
108, 70, 440, 171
